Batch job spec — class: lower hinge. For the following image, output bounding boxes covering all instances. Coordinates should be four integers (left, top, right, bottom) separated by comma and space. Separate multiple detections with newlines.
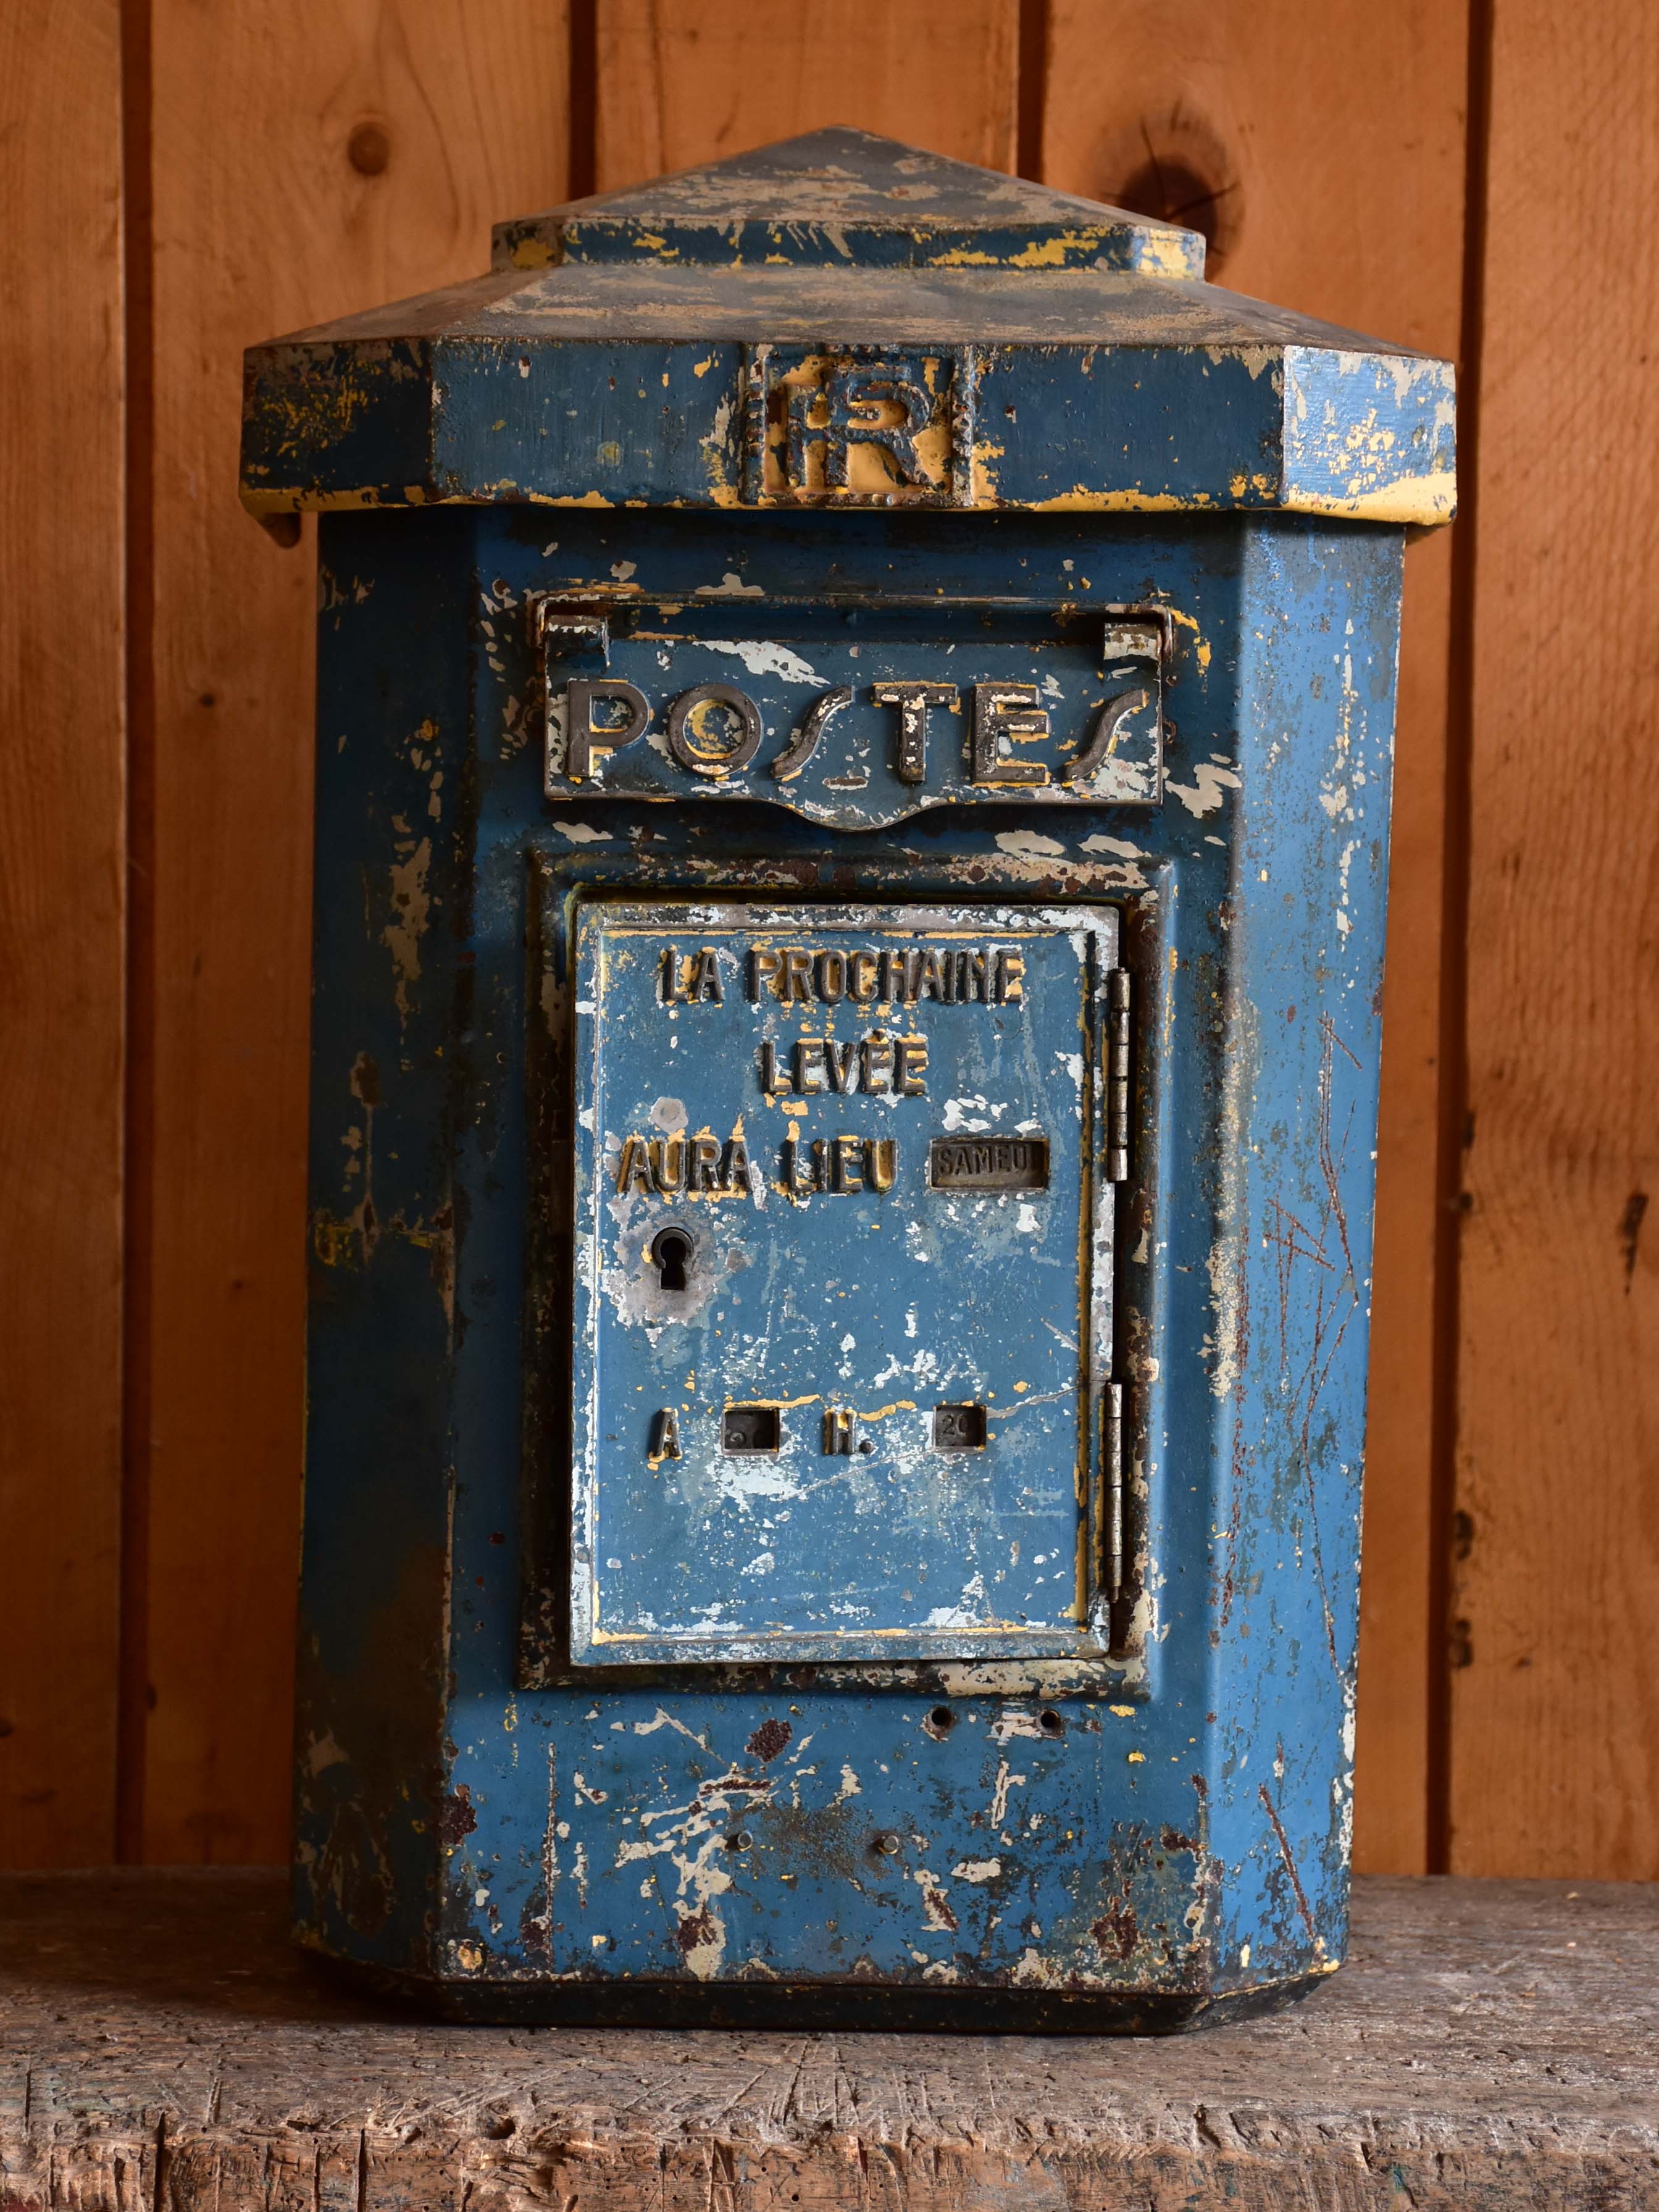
1105, 1380, 1126, 1605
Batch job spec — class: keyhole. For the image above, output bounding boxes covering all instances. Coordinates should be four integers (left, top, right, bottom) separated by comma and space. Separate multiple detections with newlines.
651, 1227, 693, 1292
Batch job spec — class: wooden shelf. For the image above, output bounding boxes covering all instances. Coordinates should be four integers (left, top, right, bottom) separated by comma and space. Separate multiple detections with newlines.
1, 1872, 1654, 2208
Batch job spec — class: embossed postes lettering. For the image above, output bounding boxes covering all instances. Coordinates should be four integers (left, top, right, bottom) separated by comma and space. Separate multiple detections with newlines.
565, 677, 1140, 791
540, 602, 1167, 825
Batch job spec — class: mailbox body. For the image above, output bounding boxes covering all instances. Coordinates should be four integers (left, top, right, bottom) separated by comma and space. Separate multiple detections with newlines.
251, 131, 1453, 2027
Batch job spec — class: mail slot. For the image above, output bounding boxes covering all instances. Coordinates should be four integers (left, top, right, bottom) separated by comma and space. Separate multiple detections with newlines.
243, 127, 1455, 2027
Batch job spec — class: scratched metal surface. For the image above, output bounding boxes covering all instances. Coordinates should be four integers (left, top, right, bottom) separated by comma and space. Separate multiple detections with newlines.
294, 499, 1399, 2018
265, 130, 1439, 2027
493, 126, 1208, 277
571, 901, 1118, 1667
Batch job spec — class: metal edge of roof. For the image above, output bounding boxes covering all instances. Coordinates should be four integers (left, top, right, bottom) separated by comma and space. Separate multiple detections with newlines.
240, 329, 1455, 527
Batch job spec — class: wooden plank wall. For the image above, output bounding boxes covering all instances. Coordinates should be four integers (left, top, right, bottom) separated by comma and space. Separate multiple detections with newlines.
0, 0, 126, 1869
2, 0, 1654, 1885
1452, 2, 1659, 1879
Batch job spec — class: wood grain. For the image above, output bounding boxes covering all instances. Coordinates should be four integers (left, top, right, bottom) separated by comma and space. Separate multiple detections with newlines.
1451, 2, 1659, 1877
593, 0, 1021, 189
133, 0, 570, 1861
2, 1871, 1655, 2209
0, 0, 125, 1868
1041, 0, 1468, 1875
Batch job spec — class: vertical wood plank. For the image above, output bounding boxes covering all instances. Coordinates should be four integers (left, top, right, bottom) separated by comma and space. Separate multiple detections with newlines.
0, 0, 126, 1868
136, 1, 569, 1860
593, 0, 1021, 188
1042, 0, 1468, 1873
1452, 1, 1659, 1877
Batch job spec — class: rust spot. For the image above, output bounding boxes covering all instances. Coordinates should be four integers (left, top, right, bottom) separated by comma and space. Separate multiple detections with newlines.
922, 1886, 959, 1932
1160, 1827, 1197, 1853
350, 1051, 382, 1106
517, 1892, 551, 1963
674, 1906, 719, 1956
440, 1784, 478, 1851
1092, 1898, 1138, 1958
746, 1716, 792, 1763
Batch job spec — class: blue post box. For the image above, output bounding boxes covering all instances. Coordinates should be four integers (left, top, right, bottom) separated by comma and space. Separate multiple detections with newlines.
242, 128, 1454, 2028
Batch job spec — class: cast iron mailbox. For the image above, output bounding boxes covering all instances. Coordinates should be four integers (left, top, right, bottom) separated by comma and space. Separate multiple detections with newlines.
243, 128, 1455, 2027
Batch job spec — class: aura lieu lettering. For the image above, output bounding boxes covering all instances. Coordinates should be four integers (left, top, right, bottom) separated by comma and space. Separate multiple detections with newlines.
612, 1130, 896, 1200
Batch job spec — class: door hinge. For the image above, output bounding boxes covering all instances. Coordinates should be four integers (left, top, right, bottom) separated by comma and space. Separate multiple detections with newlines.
1105, 1380, 1126, 1605
1106, 966, 1132, 1181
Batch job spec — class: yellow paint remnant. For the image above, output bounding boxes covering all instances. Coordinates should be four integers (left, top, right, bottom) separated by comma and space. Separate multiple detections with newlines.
1289, 469, 1458, 525
1029, 487, 1216, 513
1008, 229, 1110, 269
383, 837, 432, 1021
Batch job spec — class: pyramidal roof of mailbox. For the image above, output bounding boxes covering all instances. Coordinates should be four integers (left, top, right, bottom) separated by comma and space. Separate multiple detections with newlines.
240, 127, 1456, 527
490, 127, 1209, 276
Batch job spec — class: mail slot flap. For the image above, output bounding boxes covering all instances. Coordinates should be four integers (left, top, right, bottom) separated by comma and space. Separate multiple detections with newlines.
540, 596, 1164, 830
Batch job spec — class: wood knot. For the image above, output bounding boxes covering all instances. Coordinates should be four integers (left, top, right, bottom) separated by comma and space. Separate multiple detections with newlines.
348, 120, 391, 177
1097, 108, 1240, 274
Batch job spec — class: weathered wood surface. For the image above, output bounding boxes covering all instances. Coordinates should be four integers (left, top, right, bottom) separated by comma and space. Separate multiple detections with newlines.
593, 1, 1021, 190
1, 1874, 1654, 2210
1452, 0, 1659, 1879
0, 0, 125, 1869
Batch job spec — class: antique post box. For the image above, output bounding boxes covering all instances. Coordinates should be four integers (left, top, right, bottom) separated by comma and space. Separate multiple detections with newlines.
242, 128, 1454, 2027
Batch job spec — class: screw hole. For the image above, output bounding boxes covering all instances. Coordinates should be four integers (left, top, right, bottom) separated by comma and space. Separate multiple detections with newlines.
929, 1705, 956, 1734
650, 1226, 694, 1292
724, 1830, 752, 1852
1038, 1707, 1064, 1735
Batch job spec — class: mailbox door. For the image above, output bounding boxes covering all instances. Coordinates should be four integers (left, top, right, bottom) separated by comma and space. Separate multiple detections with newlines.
570, 900, 1122, 1666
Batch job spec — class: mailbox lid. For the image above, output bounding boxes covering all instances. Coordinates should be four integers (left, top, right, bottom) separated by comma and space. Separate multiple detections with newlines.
569, 899, 1121, 1666
241, 129, 1455, 527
